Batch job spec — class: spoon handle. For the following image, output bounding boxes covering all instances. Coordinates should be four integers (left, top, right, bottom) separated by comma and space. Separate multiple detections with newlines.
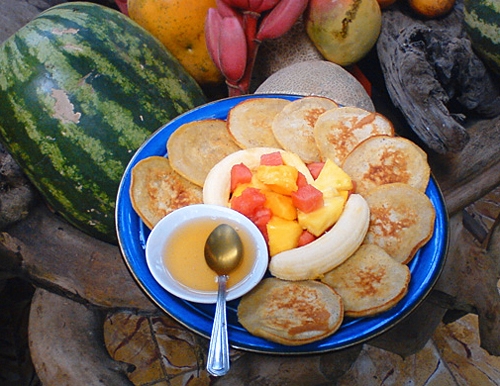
207, 275, 230, 376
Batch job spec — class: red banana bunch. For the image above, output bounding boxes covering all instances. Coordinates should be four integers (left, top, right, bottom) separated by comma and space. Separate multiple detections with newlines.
205, 0, 308, 96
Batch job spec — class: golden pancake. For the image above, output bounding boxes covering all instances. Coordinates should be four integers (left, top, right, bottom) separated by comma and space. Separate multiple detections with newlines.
227, 98, 289, 149
237, 277, 344, 346
167, 119, 241, 187
314, 106, 395, 166
271, 96, 338, 163
363, 183, 435, 264
130, 156, 203, 229
342, 135, 430, 196
321, 243, 410, 317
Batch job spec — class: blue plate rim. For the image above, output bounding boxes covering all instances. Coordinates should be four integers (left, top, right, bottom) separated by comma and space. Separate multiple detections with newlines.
115, 93, 449, 355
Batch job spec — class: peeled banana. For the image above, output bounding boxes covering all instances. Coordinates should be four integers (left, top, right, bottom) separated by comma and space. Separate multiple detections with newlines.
268, 193, 370, 281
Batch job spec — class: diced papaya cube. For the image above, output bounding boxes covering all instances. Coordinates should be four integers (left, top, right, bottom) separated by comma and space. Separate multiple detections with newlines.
230, 187, 266, 218
255, 165, 298, 195
230, 163, 253, 192
260, 151, 283, 166
291, 184, 324, 213
263, 190, 297, 220
297, 194, 346, 236
312, 158, 353, 193
297, 230, 317, 247
307, 162, 325, 179
266, 216, 303, 256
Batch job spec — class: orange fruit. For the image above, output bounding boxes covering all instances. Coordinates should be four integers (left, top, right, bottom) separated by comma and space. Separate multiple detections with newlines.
128, 0, 223, 85
408, 0, 456, 18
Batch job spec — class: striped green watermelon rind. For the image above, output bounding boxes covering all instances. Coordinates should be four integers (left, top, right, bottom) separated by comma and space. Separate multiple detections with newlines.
0, 2, 207, 244
464, 0, 500, 76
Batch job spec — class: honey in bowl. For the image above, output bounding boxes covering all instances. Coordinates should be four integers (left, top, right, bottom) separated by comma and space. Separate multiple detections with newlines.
145, 204, 269, 303
164, 218, 256, 291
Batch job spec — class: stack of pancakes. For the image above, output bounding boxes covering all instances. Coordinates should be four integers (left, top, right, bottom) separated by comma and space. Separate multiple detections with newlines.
129, 96, 436, 346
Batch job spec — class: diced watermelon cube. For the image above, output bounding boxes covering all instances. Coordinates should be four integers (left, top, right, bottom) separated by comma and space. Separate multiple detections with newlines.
230, 187, 266, 217
291, 184, 324, 213
296, 171, 308, 188
250, 207, 272, 241
307, 162, 325, 179
297, 230, 317, 247
260, 151, 283, 166
230, 163, 253, 192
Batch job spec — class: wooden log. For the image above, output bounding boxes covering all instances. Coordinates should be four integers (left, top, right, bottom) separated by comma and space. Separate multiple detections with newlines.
428, 116, 500, 216
1, 204, 157, 311
431, 188, 500, 356
29, 287, 134, 385
214, 345, 363, 386
376, 1, 500, 154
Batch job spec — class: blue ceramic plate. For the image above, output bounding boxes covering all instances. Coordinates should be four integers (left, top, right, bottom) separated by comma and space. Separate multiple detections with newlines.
116, 94, 449, 354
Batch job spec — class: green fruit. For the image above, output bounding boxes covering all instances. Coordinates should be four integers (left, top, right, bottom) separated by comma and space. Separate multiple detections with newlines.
0, 2, 207, 244
305, 0, 382, 66
464, 0, 500, 76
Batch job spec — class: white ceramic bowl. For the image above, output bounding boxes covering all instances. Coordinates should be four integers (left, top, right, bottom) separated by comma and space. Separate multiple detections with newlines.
145, 204, 268, 304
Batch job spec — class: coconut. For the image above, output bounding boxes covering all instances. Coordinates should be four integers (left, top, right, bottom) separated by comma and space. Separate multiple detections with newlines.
255, 60, 375, 112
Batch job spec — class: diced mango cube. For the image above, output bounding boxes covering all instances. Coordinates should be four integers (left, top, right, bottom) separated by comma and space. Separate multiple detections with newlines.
297, 194, 347, 236
263, 190, 297, 220
267, 216, 303, 256
255, 165, 298, 195
232, 183, 250, 198
313, 159, 353, 192
232, 174, 271, 198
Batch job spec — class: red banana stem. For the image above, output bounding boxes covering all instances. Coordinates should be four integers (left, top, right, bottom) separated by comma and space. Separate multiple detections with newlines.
227, 11, 260, 96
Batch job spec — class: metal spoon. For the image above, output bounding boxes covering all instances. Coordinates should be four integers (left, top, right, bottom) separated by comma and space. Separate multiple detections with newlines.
204, 223, 243, 376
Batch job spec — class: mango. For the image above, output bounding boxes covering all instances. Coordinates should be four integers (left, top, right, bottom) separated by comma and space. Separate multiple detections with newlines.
305, 0, 382, 66
263, 191, 297, 221
267, 216, 303, 256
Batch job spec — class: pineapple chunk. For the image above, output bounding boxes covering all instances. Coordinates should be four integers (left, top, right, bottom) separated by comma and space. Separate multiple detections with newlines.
250, 174, 269, 191
313, 158, 353, 192
263, 190, 297, 220
255, 165, 298, 195
298, 194, 347, 236
267, 216, 303, 256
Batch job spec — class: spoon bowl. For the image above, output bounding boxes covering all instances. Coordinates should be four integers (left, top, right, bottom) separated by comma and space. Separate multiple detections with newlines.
205, 224, 244, 275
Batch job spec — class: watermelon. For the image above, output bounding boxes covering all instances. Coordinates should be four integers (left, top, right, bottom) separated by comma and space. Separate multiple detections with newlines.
464, 0, 500, 76
0, 2, 207, 244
